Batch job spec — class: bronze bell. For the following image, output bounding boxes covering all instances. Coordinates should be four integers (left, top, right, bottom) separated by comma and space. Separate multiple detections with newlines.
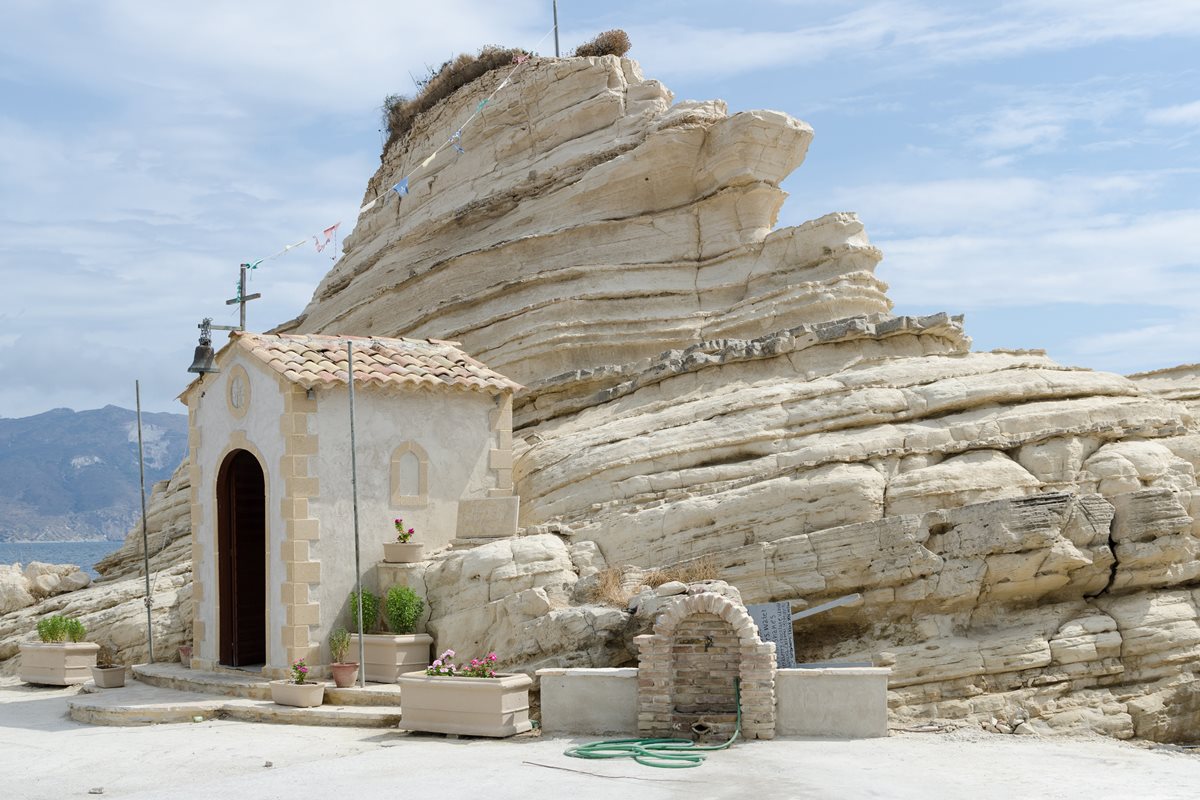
188, 318, 220, 375
187, 343, 217, 374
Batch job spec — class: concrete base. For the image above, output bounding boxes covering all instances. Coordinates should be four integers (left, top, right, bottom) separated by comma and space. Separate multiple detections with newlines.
775, 667, 890, 738
536, 668, 638, 736
134, 663, 405, 707
69, 680, 402, 727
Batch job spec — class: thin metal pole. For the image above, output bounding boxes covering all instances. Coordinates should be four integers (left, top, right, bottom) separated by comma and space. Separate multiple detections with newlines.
135, 381, 154, 663
553, 0, 560, 57
238, 263, 248, 331
347, 343, 366, 687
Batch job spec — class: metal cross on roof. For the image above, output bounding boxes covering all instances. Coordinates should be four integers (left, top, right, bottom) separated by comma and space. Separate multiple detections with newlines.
224, 262, 262, 331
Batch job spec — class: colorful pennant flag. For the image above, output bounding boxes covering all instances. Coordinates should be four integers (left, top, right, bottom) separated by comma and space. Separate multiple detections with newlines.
421, 152, 437, 168
313, 222, 340, 253
393, 178, 409, 197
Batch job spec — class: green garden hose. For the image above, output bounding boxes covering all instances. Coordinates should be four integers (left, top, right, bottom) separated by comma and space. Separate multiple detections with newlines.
562, 679, 741, 768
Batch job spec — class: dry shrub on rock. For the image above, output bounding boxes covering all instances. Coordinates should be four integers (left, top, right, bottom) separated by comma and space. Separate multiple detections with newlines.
383, 45, 531, 151
643, 555, 718, 588
591, 567, 632, 608
573, 29, 632, 59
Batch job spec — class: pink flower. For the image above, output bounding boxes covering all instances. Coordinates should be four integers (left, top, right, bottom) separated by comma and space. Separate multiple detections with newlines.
432, 659, 442, 668
407, 528, 414, 534
486, 652, 498, 661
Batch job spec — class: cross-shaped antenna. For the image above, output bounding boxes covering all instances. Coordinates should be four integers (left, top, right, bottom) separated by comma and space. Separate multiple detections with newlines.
224, 263, 262, 331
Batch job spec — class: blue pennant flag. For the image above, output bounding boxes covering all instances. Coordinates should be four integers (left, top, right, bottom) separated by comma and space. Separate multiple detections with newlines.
453, 143, 465, 155
392, 178, 409, 197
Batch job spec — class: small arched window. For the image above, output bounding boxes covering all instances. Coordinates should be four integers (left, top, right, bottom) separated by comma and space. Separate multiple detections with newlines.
390, 441, 429, 506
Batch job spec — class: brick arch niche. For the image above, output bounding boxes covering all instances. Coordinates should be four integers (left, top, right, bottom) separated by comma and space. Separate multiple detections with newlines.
634, 592, 777, 740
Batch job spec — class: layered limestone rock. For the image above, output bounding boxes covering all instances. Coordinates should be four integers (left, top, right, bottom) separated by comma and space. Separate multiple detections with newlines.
281, 57, 887, 390
8, 55, 1194, 739
287, 54, 1198, 739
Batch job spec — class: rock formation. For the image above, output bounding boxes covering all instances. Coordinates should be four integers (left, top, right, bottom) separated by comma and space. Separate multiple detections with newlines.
4, 55, 1196, 741
0, 462, 193, 675
282, 55, 1198, 739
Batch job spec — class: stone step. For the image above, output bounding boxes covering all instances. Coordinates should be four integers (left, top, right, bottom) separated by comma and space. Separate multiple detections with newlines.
70, 680, 402, 728
133, 663, 405, 707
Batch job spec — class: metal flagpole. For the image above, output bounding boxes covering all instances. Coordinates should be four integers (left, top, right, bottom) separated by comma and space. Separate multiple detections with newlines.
347, 342, 366, 687
553, 0, 560, 57
135, 381, 154, 663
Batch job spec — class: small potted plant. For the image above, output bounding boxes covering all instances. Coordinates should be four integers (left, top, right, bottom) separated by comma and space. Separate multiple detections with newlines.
178, 643, 193, 667
90, 644, 126, 689
269, 657, 325, 707
383, 518, 424, 562
397, 649, 533, 737
19, 614, 99, 686
329, 627, 359, 688
348, 586, 433, 682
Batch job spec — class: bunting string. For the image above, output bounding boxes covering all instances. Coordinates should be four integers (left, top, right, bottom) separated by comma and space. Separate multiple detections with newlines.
235, 23, 556, 276
358, 24, 557, 215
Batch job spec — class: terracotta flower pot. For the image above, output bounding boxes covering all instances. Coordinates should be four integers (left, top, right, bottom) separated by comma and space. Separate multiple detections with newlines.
331, 662, 360, 688
383, 542, 424, 563
270, 680, 325, 708
178, 645, 192, 667
397, 671, 533, 737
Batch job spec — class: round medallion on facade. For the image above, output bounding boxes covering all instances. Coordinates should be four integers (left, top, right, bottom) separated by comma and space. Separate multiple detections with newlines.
227, 364, 251, 418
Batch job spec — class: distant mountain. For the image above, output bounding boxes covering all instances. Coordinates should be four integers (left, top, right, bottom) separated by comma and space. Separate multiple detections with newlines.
0, 405, 187, 542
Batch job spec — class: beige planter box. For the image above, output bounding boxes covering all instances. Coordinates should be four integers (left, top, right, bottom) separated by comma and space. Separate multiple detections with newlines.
397, 671, 532, 737
350, 633, 432, 682
270, 680, 325, 707
90, 665, 127, 689
19, 642, 100, 686
382, 542, 424, 563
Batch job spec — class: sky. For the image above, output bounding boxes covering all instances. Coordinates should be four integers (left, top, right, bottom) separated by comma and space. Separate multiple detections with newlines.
0, 0, 1197, 419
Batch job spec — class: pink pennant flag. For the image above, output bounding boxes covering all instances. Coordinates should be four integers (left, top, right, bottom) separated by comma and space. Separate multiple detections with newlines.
313, 222, 341, 253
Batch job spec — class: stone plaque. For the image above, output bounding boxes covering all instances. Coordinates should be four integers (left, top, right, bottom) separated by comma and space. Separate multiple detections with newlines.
746, 601, 796, 668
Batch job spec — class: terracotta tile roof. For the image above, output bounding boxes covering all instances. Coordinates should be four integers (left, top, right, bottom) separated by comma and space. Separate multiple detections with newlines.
231, 332, 521, 395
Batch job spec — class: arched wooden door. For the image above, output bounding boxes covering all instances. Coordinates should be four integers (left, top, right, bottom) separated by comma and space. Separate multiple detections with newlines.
216, 449, 266, 667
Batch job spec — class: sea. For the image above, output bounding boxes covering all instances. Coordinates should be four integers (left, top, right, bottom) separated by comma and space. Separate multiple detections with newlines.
0, 541, 125, 578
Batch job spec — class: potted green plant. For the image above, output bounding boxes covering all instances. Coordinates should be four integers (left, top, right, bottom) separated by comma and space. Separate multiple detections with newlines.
90, 644, 126, 689
397, 649, 533, 737
19, 615, 99, 686
329, 627, 359, 688
269, 657, 325, 707
383, 517, 424, 563
348, 586, 432, 682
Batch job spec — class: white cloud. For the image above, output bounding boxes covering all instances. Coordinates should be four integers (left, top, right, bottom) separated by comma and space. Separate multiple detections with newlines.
626, 0, 1200, 79
1060, 312, 1200, 375
873, 207, 1200, 309
1146, 100, 1200, 126
826, 173, 1161, 236
0, 1, 549, 115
